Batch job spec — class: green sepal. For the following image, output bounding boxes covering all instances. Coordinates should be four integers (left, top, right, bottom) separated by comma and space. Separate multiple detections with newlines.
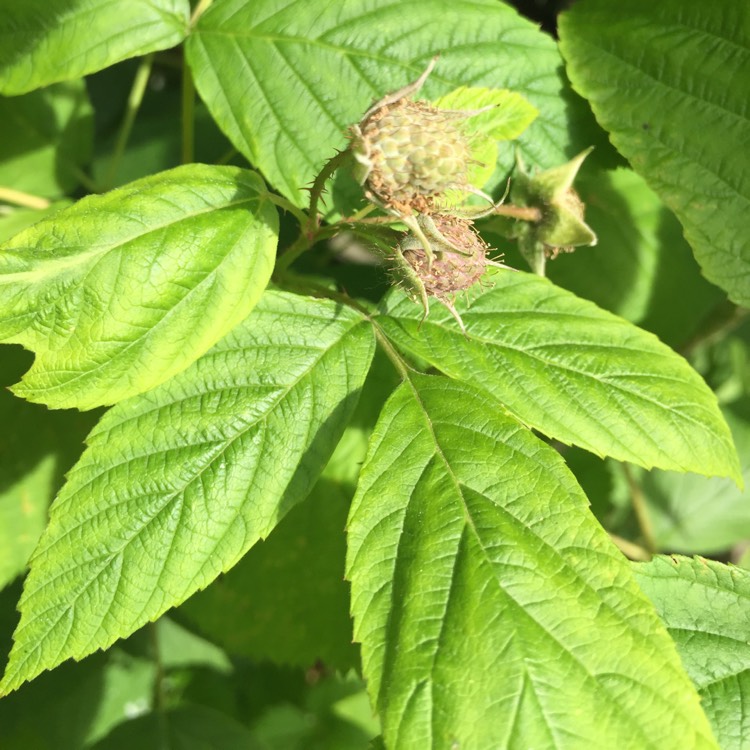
512, 148, 597, 271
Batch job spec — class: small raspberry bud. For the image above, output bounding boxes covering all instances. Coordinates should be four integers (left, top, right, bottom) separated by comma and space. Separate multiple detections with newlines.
511, 148, 597, 273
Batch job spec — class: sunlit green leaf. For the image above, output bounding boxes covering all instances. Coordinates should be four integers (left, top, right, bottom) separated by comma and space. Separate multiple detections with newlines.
0, 0, 190, 95
347, 374, 716, 748
0, 164, 278, 409
0, 291, 375, 695
636, 400, 750, 554
187, 0, 571, 209
634, 556, 750, 750
377, 270, 740, 480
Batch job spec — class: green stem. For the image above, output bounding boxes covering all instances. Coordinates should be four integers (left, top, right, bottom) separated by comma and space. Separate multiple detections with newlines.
493, 204, 542, 222
307, 149, 353, 235
148, 621, 169, 750
275, 274, 412, 381
680, 301, 748, 357
274, 231, 314, 275
103, 54, 154, 190
519, 240, 547, 277
181, 54, 195, 165
609, 533, 651, 561
622, 464, 657, 554
372, 320, 412, 380
340, 204, 377, 223
264, 193, 308, 228
69, 166, 100, 194
215, 146, 238, 165
190, 0, 214, 25
0, 186, 50, 210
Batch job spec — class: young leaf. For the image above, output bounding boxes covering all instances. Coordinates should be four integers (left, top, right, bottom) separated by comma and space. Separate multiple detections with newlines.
0, 80, 93, 199
186, 0, 570, 208
431, 87, 538, 194
377, 270, 740, 481
559, 0, 750, 307
0, 164, 278, 410
0, 291, 375, 695
0, 0, 190, 95
634, 556, 750, 750
431, 87, 538, 143
347, 374, 717, 749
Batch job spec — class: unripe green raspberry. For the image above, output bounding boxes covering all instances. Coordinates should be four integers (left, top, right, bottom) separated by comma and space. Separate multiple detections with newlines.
396, 215, 488, 300
352, 99, 472, 215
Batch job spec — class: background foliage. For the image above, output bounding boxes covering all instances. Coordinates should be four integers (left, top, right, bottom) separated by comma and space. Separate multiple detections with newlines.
0, 0, 748, 748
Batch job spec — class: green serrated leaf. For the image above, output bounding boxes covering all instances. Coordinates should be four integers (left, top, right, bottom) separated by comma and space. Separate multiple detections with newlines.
0, 291, 375, 695
179, 478, 358, 671
432, 86, 538, 142
0, 80, 93, 199
432, 86, 538, 196
559, 0, 750, 307
0, 164, 278, 410
0, 0, 190, 95
347, 374, 717, 749
186, 0, 570, 209
634, 555, 750, 750
377, 269, 740, 481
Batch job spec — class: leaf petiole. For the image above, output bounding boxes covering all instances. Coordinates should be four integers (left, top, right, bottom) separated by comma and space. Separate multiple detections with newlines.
103, 53, 154, 190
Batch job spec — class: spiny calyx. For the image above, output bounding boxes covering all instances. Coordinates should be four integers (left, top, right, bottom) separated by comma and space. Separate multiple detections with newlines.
392, 214, 503, 331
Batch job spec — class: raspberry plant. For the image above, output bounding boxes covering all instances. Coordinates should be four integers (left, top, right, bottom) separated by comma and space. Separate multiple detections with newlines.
0, 0, 748, 748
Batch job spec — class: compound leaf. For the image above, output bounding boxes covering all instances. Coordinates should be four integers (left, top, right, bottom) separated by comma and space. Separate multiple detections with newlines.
0, 291, 375, 695
634, 556, 750, 750
0, 0, 190, 95
559, 0, 750, 307
377, 270, 740, 481
0, 164, 278, 409
432, 87, 538, 143
347, 374, 716, 749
